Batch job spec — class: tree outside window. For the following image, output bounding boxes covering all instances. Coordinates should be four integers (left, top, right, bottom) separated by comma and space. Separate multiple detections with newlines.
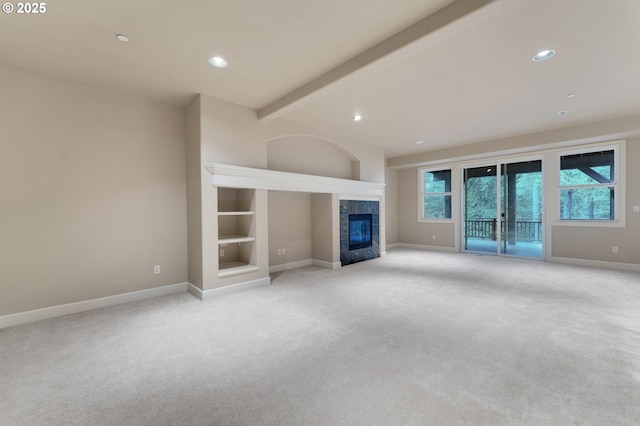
559, 149, 616, 220
421, 169, 452, 219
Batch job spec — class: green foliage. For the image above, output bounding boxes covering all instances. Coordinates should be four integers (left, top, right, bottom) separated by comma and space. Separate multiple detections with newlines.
559, 165, 614, 220
464, 175, 497, 219
465, 172, 542, 220
464, 166, 613, 221
423, 195, 451, 219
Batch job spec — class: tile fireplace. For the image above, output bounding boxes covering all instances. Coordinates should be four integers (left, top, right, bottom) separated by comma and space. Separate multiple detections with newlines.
340, 200, 379, 265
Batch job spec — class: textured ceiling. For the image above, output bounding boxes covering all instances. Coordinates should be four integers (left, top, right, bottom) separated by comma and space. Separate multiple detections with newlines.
2, 0, 640, 157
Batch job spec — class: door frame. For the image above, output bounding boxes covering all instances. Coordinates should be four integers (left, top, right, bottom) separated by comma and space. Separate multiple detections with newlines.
460, 154, 545, 259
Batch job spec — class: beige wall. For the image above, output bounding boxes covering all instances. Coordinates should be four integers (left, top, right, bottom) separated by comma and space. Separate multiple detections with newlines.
200, 96, 267, 169
196, 94, 386, 289
385, 168, 399, 245
397, 168, 456, 248
268, 191, 312, 266
185, 96, 203, 287
267, 136, 354, 179
0, 64, 187, 315
311, 194, 339, 263
262, 118, 386, 184
552, 138, 640, 264
389, 120, 640, 265
388, 114, 640, 169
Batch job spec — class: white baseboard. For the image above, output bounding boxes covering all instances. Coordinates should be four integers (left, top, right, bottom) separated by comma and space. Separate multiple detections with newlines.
549, 256, 640, 272
269, 259, 313, 273
386, 243, 401, 250
268, 258, 341, 273
392, 243, 458, 253
0, 282, 188, 329
312, 259, 342, 269
188, 276, 271, 301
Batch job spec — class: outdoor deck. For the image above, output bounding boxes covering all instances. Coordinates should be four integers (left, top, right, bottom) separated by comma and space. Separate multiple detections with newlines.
464, 238, 542, 258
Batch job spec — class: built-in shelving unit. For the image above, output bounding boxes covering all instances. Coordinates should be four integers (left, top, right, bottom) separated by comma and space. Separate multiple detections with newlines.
218, 235, 255, 244
217, 188, 257, 278
204, 163, 386, 289
218, 211, 255, 216
205, 163, 385, 198
218, 262, 260, 278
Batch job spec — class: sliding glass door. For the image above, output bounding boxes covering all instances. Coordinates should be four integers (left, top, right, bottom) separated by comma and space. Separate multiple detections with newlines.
463, 165, 498, 253
499, 160, 543, 257
463, 159, 543, 258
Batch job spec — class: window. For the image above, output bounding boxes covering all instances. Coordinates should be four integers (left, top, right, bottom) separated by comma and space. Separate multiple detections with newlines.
558, 147, 621, 222
420, 168, 452, 220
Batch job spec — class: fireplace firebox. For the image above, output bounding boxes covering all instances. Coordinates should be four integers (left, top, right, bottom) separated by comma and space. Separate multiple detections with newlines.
340, 200, 379, 266
348, 214, 372, 250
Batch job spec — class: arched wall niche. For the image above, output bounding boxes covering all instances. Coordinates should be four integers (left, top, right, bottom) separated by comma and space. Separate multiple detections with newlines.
266, 134, 361, 180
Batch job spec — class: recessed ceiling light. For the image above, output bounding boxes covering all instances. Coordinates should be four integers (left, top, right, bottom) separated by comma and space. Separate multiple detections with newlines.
208, 56, 228, 68
532, 49, 556, 62
116, 34, 129, 43
415, 140, 425, 145
566, 93, 576, 98
553, 110, 568, 117
353, 114, 363, 122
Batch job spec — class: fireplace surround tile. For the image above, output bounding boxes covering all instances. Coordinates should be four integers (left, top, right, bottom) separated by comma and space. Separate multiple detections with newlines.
340, 200, 380, 265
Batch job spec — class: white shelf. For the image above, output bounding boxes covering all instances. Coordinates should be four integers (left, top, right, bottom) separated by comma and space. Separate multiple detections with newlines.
218, 211, 255, 216
205, 163, 385, 197
218, 235, 255, 244
216, 187, 258, 280
218, 262, 259, 278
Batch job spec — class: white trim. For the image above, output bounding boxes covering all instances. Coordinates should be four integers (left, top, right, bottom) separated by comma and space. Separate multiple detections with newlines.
394, 243, 458, 253
218, 235, 256, 244
380, 250, 388, 257
386, 243, 402, 249
549, 256, 640, 272
459, 155, 546, 259
0, 282, 188, 329
205, 163, 385, 197
268, 258, 341, 272
312, 259, 342, 269
217, 211, 255, 216
417, 166, 453, 222
553, 141, 626, 227
338, 194, 380, 201
188, 277, 271, 301
217, 264, 260, 278
388, 134, 628, 169
269, 259, 313, 273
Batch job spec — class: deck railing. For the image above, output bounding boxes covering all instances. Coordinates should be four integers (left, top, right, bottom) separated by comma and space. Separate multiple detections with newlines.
464, 219, 542, 242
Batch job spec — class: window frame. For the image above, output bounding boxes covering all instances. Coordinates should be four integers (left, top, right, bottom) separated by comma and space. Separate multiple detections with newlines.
554, 142, 625, 227
418, 167, 454, 222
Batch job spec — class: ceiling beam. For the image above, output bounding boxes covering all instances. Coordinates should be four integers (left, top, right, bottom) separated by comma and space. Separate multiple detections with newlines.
257, 0, 497, 122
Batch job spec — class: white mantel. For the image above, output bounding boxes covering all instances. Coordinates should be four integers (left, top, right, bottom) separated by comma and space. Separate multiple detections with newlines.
205, 163, 385, 198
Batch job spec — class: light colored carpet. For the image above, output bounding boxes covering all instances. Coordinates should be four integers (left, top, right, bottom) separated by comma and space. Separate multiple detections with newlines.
2, 248, 640, 425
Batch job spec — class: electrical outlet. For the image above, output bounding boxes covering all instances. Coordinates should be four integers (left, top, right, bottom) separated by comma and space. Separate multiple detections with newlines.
282, 248, 286, 255
154, 265, 160, 274
634, 205, 640, 213
277, 249, 282, 256
432, 235, 437, 240
612, 246, 619, 254
220, 249, 225, 257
